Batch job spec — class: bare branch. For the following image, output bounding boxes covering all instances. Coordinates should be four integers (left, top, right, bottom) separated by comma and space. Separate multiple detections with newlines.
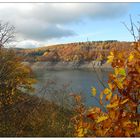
0, 21, 15, 48
122, 14, 140, 42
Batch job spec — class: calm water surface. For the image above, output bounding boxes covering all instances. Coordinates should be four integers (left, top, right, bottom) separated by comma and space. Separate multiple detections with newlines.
34, 69, 112, 107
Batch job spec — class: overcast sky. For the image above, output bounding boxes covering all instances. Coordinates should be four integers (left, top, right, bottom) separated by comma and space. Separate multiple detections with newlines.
0, 3, 140, 48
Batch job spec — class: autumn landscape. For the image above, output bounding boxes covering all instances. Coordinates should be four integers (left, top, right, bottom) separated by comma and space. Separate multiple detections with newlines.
0, 3, 140, 137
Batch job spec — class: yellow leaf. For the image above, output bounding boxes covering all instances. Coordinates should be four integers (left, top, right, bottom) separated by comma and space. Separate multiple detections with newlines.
77, 125, 88, 137
115, 79, 123, 89
106, 101, 119, 109
107, 52, 114, 63
91, 87, 96, 96
100, 92, 104, 100
108, 83, 113, 90
128, 53, 134, 62
117, 81, 123, 89
110, 52, 114, 56
103, 88, 112, 101
103, 88, 111, 95
77, 127, 85, 137
115, 68, 119, 76
96, 115, 108, 123
120, 98, 129, 105
107, 55, 114, 63
106, 92, 112, 101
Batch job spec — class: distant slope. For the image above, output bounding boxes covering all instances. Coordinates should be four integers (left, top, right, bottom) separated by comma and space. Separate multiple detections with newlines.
16, 41, 132, 62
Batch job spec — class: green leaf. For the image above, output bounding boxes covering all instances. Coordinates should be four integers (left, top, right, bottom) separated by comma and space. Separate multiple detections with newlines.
115, 68, 126, 76
119, 68, 126, 76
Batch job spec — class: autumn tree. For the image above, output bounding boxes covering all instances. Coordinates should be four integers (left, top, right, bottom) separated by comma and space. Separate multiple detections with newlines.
72, 16, 140, 137
0, 22, 36, 136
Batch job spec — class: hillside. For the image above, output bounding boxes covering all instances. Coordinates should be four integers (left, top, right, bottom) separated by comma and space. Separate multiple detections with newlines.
16, 41, 132, 63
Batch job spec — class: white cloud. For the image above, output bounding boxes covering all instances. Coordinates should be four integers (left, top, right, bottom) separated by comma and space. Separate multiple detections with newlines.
0, 3, 129, 48
15, 40, 42, 48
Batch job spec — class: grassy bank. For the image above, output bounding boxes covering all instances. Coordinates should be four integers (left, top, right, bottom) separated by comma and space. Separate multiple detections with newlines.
0, 93, 75, 137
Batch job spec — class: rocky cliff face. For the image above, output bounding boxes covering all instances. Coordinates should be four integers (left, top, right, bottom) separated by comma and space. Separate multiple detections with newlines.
22, 61, 112, 72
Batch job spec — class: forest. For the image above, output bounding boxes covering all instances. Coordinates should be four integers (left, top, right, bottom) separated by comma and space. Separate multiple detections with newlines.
0, 18, 140, 137
16, 41, 132, 63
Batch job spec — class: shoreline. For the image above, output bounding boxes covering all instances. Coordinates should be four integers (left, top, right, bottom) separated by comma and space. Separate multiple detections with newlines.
23, 61, 113, 72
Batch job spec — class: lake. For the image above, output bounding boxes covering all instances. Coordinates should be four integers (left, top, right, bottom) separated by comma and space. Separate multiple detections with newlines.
33, 69, 112, 108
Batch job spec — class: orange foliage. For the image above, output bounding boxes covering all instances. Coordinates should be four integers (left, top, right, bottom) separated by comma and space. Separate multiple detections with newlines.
72, 42, 140, 137
17, 41, 132, 62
